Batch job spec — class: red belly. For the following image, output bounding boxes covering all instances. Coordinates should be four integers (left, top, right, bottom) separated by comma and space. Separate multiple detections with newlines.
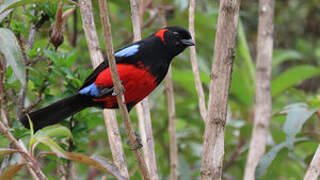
92, 64, 157, 108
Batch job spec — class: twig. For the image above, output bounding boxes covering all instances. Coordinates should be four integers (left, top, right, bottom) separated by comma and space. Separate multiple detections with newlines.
78, 0, 129, 178
103, 110, 129, 177
244, 0, 275, 179
118, 10, 158, 48
304, 144, 320, 180
165, 68, 179, 180
158, 0, 179, 179
0, 121, 47, 180
129, 0, 159, 179
188, 0, 207, 121
98, 0, 149, 179
200, 0, 241, 179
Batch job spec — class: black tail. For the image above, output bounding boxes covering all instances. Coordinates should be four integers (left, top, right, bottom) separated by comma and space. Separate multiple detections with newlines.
20, 94, 98, 131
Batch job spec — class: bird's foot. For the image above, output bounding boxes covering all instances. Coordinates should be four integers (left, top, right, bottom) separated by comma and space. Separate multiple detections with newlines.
112, 85, 125, 96
126, 131, 143, 151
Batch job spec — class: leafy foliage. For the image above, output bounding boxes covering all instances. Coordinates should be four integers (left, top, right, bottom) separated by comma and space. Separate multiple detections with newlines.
0, 0, 320, 179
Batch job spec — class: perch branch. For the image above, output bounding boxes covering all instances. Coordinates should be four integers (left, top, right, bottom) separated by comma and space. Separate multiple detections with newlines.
79, 0, 129, 178
129, 0, 159, 179
98, 0, 149, 179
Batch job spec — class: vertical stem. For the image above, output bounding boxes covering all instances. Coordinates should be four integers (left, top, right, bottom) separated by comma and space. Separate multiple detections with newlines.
129, 0, 159, 179
244, 0, 274, 179
158, 0, 179, 179
188, 0, 207, 122
304, 145, 320, 180
165, 69, 178, 180
103, 110, 129, 177
78, 0, 129, 178
98, 0, 149, 179
201, 0, 241, 179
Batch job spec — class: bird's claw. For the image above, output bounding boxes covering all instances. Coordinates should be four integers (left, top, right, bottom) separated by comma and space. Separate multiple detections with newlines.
126, 131, 143, 151
112, 85, 125, 96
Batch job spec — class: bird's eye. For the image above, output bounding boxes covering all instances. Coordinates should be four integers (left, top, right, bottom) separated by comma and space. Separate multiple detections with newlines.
173, 32, 180, 38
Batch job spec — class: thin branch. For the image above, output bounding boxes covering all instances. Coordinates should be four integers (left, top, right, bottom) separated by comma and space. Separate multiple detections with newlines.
200, 0, 241, 179
98, 0, 149, 179
158, 0, 178, 179
165, 68, 179, 180
188, 0, 207, 121
0, 121, 46, 180
304, 144, 320, 180
129, 0, 159, 179
78, 0, 129, 178
244, 0, 275, 179
103, 110, 129, 177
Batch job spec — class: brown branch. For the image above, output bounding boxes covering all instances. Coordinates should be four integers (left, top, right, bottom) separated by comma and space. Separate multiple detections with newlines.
102, 110, 129, 177
165, 68, 179, 180
0, 121, 46, 180
244, 1, 275, 179
189, 0, 207, 121
304, 144, 320, 180
200, 0, 241, 179
98, 0, 149, 179
158, 0, 178, 179
78, 0, 129, 178
129, 0, 159, 178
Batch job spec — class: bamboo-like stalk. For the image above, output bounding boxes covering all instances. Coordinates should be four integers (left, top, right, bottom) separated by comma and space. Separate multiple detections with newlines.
244, 0, 274, 179
157, 0, 179, 179
79, 0, 129, 178
200, 0, 241, 179
97, 0, 149, 179
304, 144, 320, 180
188, 0, 207, 122
129, 0, 159, 179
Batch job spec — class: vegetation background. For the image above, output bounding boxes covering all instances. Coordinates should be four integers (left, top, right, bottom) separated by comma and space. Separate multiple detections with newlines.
1, 0, 320, 179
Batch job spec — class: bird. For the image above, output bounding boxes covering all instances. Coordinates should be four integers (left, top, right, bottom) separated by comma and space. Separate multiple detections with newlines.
20, 26, 195, 131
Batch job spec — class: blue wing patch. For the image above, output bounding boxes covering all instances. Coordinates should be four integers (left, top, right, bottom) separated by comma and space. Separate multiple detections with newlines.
79, 83, 99, 97
114, 44, 139, 58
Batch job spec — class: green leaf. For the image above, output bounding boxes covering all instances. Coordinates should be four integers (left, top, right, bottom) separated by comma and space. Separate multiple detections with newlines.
255, 138, 307, 179
271, 65, 320, 97
0, 0, 77, 15
65, 153, 125, 180
31, 125, 72, 150
0, 28, 26, 87
35, 135, 125, 179
283, 103, 316, 150
37, 136, 67, 158
0, 148, 20, 157
0, 163, 26, 180
238, 20, 255, 84
272, 50, 303, 68
34, 124, 73, 140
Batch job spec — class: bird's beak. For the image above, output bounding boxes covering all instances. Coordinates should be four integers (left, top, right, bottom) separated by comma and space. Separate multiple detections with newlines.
181, 39, 195, 46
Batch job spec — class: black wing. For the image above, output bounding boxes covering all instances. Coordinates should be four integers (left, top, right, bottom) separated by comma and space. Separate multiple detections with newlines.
79, 60, 109, 90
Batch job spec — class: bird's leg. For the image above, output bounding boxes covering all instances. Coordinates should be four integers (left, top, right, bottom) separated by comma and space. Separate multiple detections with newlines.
126, 130, 143, 150
112, 83, 125, 96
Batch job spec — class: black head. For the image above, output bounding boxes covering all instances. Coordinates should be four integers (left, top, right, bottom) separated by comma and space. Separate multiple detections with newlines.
154, 26, 195, 58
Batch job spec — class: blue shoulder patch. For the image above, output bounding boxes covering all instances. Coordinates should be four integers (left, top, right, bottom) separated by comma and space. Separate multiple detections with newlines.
114, 44, 139, 58
79, 83, 99, 97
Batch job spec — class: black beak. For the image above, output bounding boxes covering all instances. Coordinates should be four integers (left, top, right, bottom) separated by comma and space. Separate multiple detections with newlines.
181, 39, 195, 46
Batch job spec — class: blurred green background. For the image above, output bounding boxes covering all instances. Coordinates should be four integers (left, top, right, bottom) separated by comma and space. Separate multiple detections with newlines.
1, 0, 320, 179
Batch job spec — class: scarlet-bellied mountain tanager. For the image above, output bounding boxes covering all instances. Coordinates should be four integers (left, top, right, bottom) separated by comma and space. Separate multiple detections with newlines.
20, 26, 195, 131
